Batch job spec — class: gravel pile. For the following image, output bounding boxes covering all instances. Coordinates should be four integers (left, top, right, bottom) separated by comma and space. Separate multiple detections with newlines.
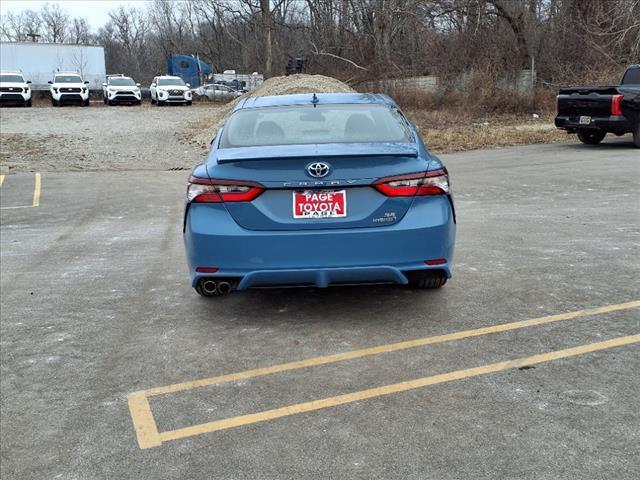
181, 74, 355, 151
0, 104, 208, 172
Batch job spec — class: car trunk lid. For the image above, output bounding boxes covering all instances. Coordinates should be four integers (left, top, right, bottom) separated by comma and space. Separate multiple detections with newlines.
205, 143, 429, 231
557, 86, 619, 117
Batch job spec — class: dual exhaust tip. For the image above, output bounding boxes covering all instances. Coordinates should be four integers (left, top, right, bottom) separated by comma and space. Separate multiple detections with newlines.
201, 279, 232, 296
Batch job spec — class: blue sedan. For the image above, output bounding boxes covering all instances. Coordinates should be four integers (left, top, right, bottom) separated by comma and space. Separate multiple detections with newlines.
183, 93, 456, 296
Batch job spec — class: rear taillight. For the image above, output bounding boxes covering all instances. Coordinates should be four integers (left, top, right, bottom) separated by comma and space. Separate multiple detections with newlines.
611, 95, 624, 116
187, 176, 264, 203
374, 168, 450, 197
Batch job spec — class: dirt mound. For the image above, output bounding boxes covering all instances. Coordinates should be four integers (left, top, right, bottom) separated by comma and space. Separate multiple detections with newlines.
249, 74, 355, 97
180, 74, 355, 152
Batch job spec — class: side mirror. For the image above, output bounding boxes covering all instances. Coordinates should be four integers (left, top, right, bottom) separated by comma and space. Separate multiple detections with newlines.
48, 81, 53, 84
84, 81, 90, 84
102, 83, 107, 87
186, 83, 191, 88
26, 80, 32, 84
151, 83, 156, 87
136, 83, 140, 87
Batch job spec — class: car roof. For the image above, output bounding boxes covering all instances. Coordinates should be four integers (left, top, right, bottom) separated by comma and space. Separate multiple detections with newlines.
233, 93, 398, 112
1, 71, 24, 75
156, 75, 182, 79
55, 71, 81, 75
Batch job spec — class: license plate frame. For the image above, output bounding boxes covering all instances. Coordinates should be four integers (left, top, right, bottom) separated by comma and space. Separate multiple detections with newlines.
579, 116, 592, 125
293, 189, 347, 219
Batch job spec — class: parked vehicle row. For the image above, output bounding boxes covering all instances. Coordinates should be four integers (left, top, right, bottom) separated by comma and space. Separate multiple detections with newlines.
1, 70, 244, 107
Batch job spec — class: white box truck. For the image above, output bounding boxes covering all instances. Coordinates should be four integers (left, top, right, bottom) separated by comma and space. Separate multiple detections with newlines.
0, 42, 106, 91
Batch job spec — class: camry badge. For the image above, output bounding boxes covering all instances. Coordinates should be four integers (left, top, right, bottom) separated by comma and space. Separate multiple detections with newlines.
307, 162, 330, 178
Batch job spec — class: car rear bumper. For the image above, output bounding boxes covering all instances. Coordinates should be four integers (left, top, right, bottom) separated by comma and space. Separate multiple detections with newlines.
184, 196, 456, 289
555, 115, 633, 134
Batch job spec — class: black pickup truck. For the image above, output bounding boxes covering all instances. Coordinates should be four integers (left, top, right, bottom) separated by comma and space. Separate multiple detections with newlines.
555, 64, 640, 147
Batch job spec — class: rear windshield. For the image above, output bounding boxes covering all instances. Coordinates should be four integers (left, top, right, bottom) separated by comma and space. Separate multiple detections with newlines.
109, 77, 136, 86
158, 78, 185, 86
621, 68, 640, 85
0, 74, 24, 83
220, 104, 412, 148
55, 75, 82, 83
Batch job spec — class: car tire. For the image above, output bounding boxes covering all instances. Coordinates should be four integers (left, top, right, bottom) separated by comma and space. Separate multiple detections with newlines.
25, 99, 32, 107
151, 97, 155, 105
409, 277, 447, 289
157, 100, 164, 107
83, 99, 90, 107
577, 129, 606, 145
633, 123, 640, 148
186, 101, 192, 106
103, 96, 107, 105
51, 99, 58, 107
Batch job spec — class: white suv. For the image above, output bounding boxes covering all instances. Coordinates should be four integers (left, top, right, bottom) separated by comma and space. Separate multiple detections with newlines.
102, 74, 142, 105
49, 71, 90, 106
0, 71, 32, 107
150, 76, 192, 106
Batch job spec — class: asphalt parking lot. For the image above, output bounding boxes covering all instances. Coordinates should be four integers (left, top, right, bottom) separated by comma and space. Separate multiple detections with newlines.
1, 137, 639, 479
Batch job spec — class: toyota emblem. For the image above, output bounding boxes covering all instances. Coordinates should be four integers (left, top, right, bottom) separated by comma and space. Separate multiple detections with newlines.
307, 162, 330, 178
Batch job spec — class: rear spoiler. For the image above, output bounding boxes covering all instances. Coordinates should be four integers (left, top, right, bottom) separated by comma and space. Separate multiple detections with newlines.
215, 142, 419, 163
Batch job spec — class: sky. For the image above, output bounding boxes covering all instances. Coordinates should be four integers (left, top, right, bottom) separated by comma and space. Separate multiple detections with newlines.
1, 0, 144, 30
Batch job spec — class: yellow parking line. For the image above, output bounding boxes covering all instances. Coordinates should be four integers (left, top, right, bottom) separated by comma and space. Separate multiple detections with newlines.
0, 173, 41, 210
32, 172, 41, 207
144, 300, 640, 397
157, 334, 639, 445
128, 300, 640, 449
128, 392, 161, 448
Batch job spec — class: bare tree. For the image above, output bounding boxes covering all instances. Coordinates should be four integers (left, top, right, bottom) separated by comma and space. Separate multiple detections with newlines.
0, 10, 42, 41
40, 2, 69, 43
69, 17, 91, 44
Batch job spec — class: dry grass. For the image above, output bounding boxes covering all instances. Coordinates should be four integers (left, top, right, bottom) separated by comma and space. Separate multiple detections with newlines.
177, 74, 569, 155
179, 105, 569, 156
0, 133, 59, 164
406, 109, 568, 154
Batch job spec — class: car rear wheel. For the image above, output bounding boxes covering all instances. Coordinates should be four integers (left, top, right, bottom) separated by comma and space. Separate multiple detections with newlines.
409, 277, 447, 289
577, 129, 606, 145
